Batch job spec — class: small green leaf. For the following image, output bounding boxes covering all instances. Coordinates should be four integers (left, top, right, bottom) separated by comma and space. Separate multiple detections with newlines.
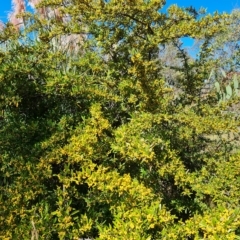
215, 82, 221, 92
208, 69, 214, 81
233, 75, 239, 90
220, 68, 227, 78
226, 85, 232, 99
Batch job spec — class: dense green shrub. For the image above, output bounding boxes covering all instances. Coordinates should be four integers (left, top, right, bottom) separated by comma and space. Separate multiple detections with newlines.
0, 0, 239, 239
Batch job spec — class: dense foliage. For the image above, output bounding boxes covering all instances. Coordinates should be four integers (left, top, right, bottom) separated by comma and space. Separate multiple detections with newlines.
0, 0, 240, 239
